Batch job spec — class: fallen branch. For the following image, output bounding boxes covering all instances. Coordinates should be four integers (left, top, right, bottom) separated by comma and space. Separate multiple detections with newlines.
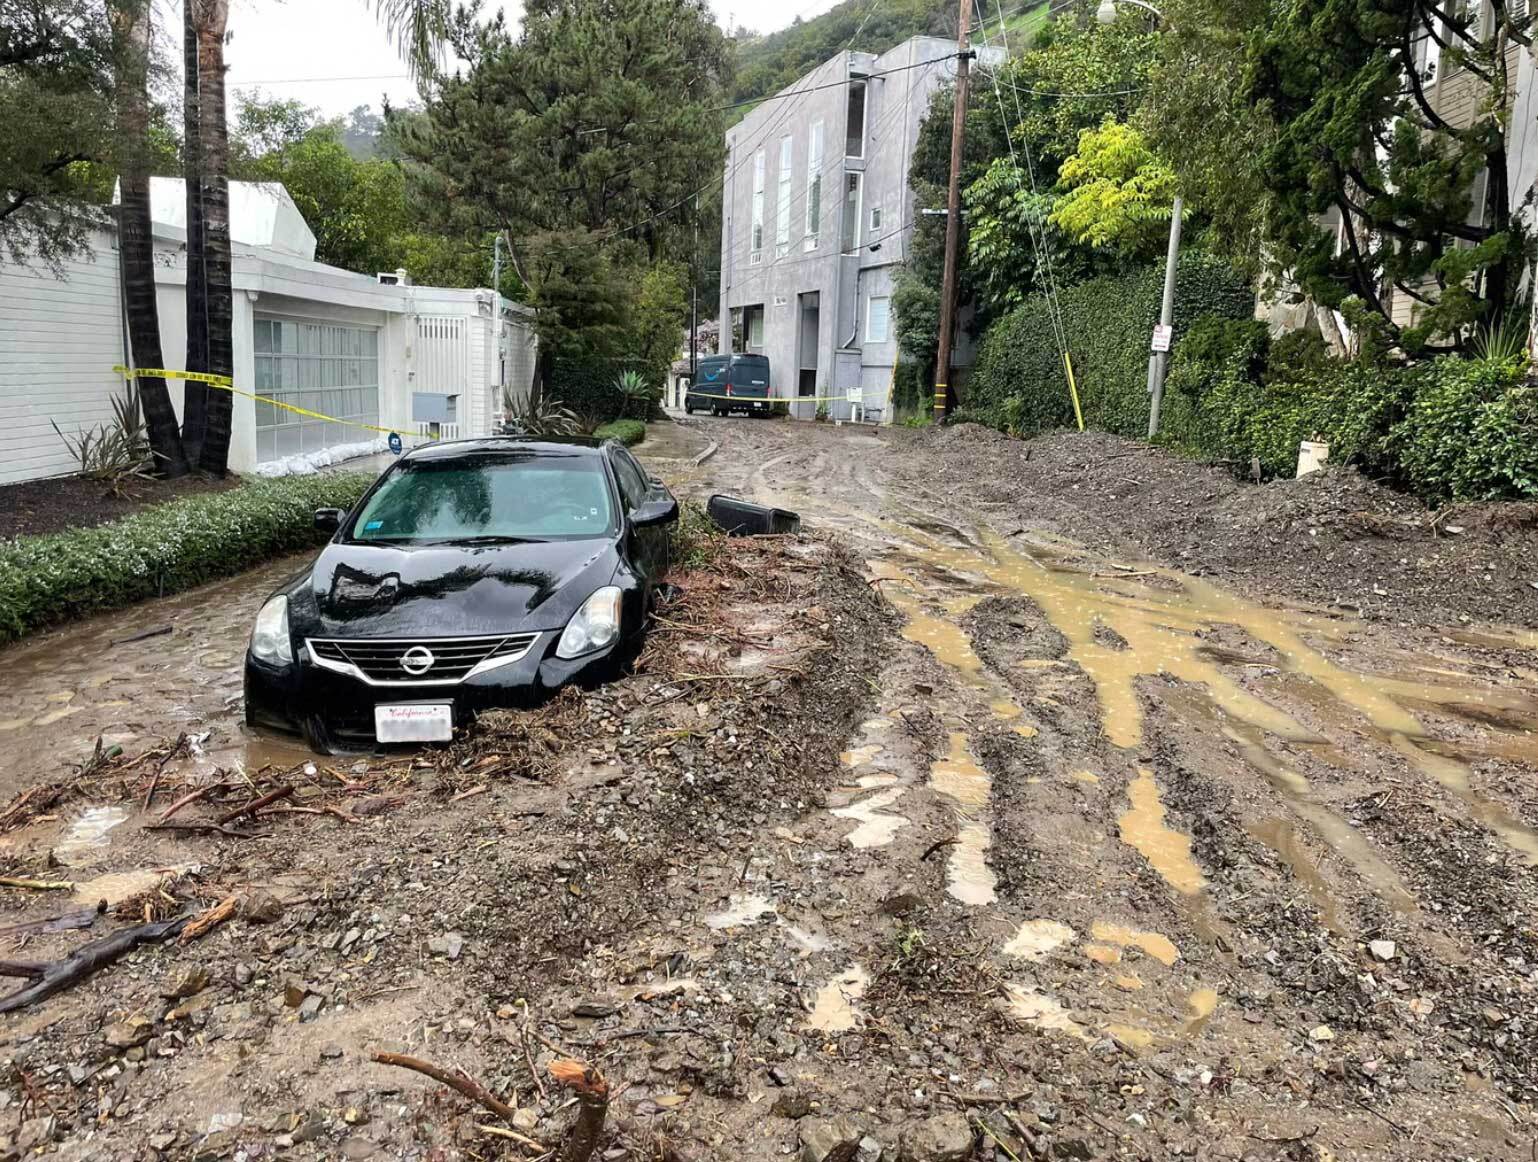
110, 625, 172, 647
0, 784, 67, 833
549, 1059, 610, 1162
180, 895, 238, 943
0, 916, 188, 1014
157, 782, 231, 824
371, 1051, 518, 1122
0, 877, 75, 892
920, 836, 959, 862
144, 821, 270, 840
478, 1123, 548, 1150
215, 784, 295, 826
143, 732, 189, 811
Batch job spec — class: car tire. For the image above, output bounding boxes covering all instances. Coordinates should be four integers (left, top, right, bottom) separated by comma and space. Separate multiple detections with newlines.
684, 403, 693, 415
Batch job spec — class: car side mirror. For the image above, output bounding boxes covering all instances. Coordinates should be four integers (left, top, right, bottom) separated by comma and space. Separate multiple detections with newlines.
630, 498, 679, 528
314, 507, 344, 533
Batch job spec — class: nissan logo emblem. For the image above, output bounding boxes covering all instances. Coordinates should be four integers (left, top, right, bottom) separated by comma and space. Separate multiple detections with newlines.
400, 646, 435, 676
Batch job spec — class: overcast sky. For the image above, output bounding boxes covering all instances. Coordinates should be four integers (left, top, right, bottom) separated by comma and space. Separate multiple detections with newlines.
178, 0, 847, 119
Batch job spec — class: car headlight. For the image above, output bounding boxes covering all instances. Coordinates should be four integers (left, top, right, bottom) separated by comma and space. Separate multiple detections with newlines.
556, 586, 622, 659
251, 595, 294, 666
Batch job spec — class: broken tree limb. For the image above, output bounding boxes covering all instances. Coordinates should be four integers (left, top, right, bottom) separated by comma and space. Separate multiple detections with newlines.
144, 821, 270, 840
214, 784, 295, 826
0, 961, 48, 980
180, 895, 237, 943
370, 1051, 519, 1122
548, 1059, 610, 1162
0, 915, 189, 1014
157, 782, 231, 824
0, 877, 75, 892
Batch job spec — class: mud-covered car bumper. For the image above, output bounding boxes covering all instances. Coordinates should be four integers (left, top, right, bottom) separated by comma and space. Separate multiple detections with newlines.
244, 634, 621, 748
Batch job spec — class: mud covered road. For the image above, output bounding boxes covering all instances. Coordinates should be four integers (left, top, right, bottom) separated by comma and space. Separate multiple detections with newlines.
0, 417, 1534, 1162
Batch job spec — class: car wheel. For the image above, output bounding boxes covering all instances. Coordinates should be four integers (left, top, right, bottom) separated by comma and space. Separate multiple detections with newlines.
301, 714, 335, 756
684, 403, 693, 415
711, 405, 724, 417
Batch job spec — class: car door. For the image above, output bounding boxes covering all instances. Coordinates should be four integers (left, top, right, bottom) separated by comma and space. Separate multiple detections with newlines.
608, 449, 664, 597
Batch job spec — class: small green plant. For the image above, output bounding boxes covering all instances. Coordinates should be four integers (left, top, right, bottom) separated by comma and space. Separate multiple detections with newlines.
1469, 313, 1529, 363
593, 418, 646, 446
901, 412, 933, 429
52, 383, 155, 495
667, 502, 725, 571
815, 403, 830, 422
503, 394, 582, 437
614, 369, 659, 419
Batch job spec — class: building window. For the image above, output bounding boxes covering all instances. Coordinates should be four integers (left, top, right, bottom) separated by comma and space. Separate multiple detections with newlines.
750, 149, 765, 264
804, 120, 824, 250
775, 135, 793, 257
747, 305, 765, 348
254, 317, 379, 463
870, 206, 882, 233
866, 296, 890, 344
842, 172, 862, 253
845, 80, 867, 158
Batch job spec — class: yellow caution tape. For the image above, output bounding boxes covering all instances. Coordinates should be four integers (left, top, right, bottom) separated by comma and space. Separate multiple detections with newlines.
114, 366, 406, 438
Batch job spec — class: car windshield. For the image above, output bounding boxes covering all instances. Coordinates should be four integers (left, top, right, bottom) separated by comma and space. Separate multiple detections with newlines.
347, 453, 614, 544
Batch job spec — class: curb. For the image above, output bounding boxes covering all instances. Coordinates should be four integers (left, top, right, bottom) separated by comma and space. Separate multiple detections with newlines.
692, 440, 720, 468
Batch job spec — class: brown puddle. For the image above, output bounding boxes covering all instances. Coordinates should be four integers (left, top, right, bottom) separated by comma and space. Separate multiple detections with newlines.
806, 965, 869, 1033
1003, 918, 1075, 961
872, 522, 1538, 866
929, 734, 998, 906
1118, 769, 1207, 896
1246, 817, 1345, 934
1184, 986, 1220, 1036
1091, 920, 1180, 967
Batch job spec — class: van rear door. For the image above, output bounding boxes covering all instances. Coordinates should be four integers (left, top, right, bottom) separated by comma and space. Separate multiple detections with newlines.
729, 355, 771, 400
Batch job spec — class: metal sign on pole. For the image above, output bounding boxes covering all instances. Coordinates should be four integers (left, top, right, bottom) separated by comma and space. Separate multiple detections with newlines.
1151, 324, 1173, 354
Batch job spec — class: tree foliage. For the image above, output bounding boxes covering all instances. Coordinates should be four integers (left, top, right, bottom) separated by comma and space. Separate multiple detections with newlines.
0, 0, 121, 267
1049, 116, 1176, 253
1239, 0, 1535, 350
396, 0, 731, 383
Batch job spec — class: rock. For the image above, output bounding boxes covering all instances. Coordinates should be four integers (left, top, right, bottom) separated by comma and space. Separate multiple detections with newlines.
298, 994, 324, 1022
205, 1111, 243, 1134
1056, 1136, 1095, 1160
339, 927, 362, 952
148, 1131, 178, 1152
233, 962, 253, 987
773, 1089, 814, 1118
16, 1116, 56, 1151
1483, 1008, 1506, 1027
1309, 1025, 1334, 1042
343, 1105, 369, 1125
511, 1108, 539, 1132
1368, 940, 1396, 962
104, 1016, 153, 1049
857, 1135, 883, 1161
165, 966, 212, 999
769, 1065, 792, 1087
321, 1043, 345, 1061
428, 933, 465, 960
284, 985, 308, 1009
340, 1138, 377, 1160
801, 1116, 863, 1162
240, 890, 286, 924
878, 893, 925, 917
572, 998, 620, 1018
899, 1112, 972, 1162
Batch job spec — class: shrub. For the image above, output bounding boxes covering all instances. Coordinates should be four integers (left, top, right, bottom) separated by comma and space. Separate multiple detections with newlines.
1392, 355, 1538, 500
0, 473, 374, 643
593, 419, 647, 446
966, 250, 1252, 438
551, 356, 653, 424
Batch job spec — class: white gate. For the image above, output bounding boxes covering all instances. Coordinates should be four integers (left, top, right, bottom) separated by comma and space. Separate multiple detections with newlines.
413, 315, 469, 441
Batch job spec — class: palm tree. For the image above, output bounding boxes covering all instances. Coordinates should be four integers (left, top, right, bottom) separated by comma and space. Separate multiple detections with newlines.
188, 0, 233, 475
178, 0, 445, 475
109, 0, 189, 478
180, 0, 210, 466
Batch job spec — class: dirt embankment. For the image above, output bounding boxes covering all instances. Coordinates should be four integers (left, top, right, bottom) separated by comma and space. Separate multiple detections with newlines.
908, 425, 1538, 628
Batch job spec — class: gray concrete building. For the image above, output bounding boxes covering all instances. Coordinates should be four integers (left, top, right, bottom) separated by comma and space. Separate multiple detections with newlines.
718, 36, 1001, 421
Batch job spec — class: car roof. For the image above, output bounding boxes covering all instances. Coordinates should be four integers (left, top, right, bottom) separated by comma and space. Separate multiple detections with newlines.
402, 436, 611, 462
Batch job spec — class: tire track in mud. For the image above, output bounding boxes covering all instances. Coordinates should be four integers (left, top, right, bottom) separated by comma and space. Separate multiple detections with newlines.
688, 415, 1538, 1148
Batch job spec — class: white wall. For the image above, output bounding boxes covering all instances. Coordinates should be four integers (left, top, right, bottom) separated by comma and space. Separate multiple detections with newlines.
0, 235, 131, 486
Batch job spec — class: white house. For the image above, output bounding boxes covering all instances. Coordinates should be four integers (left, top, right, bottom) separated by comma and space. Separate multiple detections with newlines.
0, 179, 537, 486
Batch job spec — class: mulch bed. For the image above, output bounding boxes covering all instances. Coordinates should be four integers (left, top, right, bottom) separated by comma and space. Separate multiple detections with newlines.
0, 473, 239, 540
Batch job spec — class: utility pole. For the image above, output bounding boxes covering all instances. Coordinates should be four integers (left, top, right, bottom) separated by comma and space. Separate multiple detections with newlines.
1146, 193, 1182, 438
690, 197, 700, 384
932, 0, 975, 422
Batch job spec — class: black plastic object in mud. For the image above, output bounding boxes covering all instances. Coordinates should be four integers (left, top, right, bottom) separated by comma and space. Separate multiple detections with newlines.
707, 495, 801, 537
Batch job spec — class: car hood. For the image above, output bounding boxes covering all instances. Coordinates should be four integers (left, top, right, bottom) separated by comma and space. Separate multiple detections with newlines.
291, 537, 619, 638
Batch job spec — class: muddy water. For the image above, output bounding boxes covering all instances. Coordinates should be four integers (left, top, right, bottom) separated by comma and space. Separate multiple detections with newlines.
1118, 769, 1207, 896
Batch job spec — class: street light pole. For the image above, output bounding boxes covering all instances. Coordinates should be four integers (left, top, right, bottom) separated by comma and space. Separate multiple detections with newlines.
1147, 194, 1181, 438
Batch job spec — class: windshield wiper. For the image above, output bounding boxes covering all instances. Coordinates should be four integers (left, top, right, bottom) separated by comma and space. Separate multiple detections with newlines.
428, 535, 544, 546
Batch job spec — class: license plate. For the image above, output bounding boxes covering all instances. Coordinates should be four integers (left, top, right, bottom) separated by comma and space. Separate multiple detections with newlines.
374, 703, 453, 743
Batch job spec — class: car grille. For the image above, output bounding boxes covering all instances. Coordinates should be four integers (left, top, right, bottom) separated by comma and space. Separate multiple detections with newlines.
306, 633, 540, 686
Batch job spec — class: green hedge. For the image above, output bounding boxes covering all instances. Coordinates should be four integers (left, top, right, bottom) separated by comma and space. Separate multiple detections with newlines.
550, 356, 653, 424
965, 250, 1253, 438
593, 419, 647, 446
0, 472, 374, 643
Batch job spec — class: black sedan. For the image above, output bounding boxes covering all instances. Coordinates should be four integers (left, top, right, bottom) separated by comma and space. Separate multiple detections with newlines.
243, 436, 678, 751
